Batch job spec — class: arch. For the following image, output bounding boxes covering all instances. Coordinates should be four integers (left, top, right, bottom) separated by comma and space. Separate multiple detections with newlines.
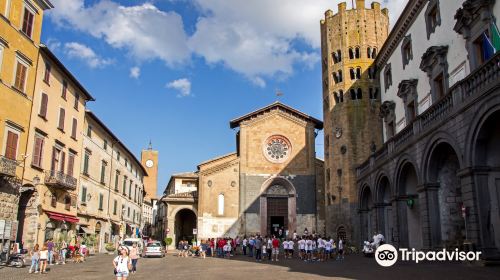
355, 46, 360, 58
356, 67, 361, 79
375, 174, 392, 203
359, 185, 374, 241
174, 208, 197, 245
357, 88, 363, 100
260, 176, 297, 236
372, 48, 377, 58
359, 184, 373, 210
339, 90, 344, 102
422, 131, 463, 182
367, 46, 372, 58
350, 68, 355, 80
349, 47, 354, 59
393, 154, 421, 193
338, 70, 343, 82
260, 176, 296, 195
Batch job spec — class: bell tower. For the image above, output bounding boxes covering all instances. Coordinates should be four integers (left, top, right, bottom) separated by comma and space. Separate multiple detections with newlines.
141, 141, 159, 201
320, 1, 389, 243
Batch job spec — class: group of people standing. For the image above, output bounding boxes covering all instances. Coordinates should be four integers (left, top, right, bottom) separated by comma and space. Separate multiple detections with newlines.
28, 239, 88, 274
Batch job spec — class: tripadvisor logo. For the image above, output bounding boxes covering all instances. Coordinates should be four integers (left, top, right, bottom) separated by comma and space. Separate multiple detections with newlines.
375, 244, 482, 267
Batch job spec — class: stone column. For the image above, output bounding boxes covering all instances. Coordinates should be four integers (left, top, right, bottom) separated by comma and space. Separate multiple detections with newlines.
288, 194, 296, 236
421, 183, 440, 250
260, 195, 267, 235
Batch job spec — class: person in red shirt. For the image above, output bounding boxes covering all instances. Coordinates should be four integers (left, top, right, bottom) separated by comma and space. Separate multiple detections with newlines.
210, 239, 215, 257
217, 238, 225, 257
272, 236, 280, 261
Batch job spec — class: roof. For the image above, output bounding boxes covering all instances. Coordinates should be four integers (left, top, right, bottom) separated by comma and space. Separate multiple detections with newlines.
164, 171, 199, 194
85, 111, 148, 176
36, 0, 54, 9
39, 45, 95, 101
197, 152, 237, 167
229, 101, 323, 129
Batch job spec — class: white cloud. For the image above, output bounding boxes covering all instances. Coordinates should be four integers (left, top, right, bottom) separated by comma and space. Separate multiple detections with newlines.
45, 38, 61, 52
64, 42, 113, 68
166, 78, 191, 97
48, 0, 189, 66
48, 0, 407, 86
129, 66, 140, 79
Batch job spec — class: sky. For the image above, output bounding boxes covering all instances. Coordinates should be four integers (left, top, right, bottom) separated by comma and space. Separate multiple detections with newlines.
41, 0, 407, 197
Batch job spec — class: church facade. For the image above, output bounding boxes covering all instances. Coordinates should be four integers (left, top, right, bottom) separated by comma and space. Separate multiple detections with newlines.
159, 102, 325, 244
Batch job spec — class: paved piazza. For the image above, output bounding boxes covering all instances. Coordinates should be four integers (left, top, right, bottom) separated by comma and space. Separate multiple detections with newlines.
0, 253, 499, 280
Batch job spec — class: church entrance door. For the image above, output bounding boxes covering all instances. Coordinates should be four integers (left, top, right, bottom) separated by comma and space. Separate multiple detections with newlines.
267, 197, 287, 237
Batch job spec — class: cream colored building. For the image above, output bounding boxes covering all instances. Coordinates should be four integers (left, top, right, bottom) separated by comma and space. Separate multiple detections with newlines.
79, 111, 147, 252
18, 45, 94, 249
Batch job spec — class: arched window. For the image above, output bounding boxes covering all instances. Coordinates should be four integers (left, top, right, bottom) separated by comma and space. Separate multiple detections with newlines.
350, 89, 356, 100
373, 88, 379, 99
337, 50, 342, 62
218, 193, 224, 215
349, 48, 354, 59
338, 70, 343, 82
334, 92, 340, 103
332, 72, 338, 83
355, 47, 360, 58
372, 48, 377, 58
357, 88, 363, 99
356, 67, 361, 79
349, 68, 355, 80
339, 90, 344, 102
369, 88, 374, 99
367, 47, 372, 58
368, 67, 375, 79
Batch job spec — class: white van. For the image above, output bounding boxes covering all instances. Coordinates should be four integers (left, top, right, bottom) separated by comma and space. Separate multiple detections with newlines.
121, 238, 144, 255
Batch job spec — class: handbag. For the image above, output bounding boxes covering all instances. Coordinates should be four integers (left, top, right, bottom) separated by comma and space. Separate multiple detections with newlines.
113, 268, 117, 275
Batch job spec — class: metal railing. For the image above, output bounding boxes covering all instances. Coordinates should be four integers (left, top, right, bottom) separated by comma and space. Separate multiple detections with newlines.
44, 170, 77, 190
0, 156, 17, 177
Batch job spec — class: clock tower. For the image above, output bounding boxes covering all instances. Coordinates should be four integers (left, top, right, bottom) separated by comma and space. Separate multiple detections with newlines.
141, 141, 159, 201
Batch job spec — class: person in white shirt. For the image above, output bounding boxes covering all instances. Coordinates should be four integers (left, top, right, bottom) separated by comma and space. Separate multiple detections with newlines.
113, 247, 132, 280
317, 237, 325, 261
242, 237, 248, 256
288, 239, 295, 259
325, 239, 332, 261
311, 239, 317, 260
305, 238, 312, 261
282, 240, 289, 259
337, 239, 344, 261
298, 237, 306, 260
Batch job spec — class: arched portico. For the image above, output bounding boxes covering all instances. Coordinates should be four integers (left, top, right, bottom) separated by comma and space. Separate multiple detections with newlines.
260, 176, 296, 237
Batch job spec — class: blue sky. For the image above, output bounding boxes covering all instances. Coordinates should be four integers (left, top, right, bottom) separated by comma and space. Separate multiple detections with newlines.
41, 0, 406, 197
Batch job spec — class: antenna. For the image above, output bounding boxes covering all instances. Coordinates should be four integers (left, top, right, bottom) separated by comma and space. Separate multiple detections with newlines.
148, 140, 152, 150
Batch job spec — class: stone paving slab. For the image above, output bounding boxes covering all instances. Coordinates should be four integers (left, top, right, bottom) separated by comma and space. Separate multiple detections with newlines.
0, 253, 499, 280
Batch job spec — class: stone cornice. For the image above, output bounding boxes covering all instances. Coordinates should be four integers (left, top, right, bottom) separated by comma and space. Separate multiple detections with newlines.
454, 0, 495, 38
397, 79, 419, 102
375, 0, 427, 68
419, 45, 449, 73
240, 108, 311, 130
199, 158, 240, 177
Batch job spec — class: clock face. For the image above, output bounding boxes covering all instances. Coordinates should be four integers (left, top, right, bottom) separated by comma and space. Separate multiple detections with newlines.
145, 160, 154, 168
263, 135, 292, 163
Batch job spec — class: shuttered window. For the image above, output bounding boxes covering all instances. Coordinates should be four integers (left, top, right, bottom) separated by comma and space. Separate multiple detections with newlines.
100, 161, 107, 184
81, 186, 87, 203
60, 151, 65, 173
39, 93, 48, 118
113, 200, 117, 215
62, 81, 68, 99
71, 118, 77, 139
21, 8, 34, 38
5, 131, 18, 160
43, 62, 51, 84
67, 153, 75, 177
74, 93, 79, 110
83, 152, 90, 175
14, 61, 27, 92
31, 135, 44, 168
58, 108, 65, 130
98, 193, 104, 210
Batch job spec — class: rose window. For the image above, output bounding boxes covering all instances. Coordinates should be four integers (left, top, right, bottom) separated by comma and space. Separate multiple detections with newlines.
263, 135, 292, 163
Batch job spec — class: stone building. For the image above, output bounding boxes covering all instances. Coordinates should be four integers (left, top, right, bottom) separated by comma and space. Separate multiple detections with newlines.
159, 102, 325, 247
320, 0, 389, 244
78, 111, 147, 251
355, 0, 500, 259
18, 45, 93, 250
0, 0, 53, 254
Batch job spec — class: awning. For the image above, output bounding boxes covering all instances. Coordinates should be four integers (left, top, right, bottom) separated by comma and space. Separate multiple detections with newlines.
79, 226, 92, 234
45, 211, 79, 223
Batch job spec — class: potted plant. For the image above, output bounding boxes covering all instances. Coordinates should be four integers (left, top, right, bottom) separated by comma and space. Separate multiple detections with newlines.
164, 237, 172, 253
105, 243, 116, 254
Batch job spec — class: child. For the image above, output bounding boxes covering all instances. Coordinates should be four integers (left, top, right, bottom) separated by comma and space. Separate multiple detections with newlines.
29, 244, 40, 273
262, 241, 267, 260
39, 245, 48, 274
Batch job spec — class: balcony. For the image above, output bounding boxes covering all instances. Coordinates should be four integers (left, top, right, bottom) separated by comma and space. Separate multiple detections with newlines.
0, 156, 17, 177
357, 52, 500, 178
45, 170, 77, 190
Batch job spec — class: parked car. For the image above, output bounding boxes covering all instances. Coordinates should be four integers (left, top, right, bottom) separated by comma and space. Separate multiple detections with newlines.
121, 238, 144, 255
144, 241, 165, 258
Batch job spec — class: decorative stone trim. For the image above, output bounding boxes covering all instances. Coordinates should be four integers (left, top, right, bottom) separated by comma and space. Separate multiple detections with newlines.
425, 0, 441, 39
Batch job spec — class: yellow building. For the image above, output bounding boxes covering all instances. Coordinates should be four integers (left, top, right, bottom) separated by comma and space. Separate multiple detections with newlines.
18, 45, 94, 249
0, 0, 53, 250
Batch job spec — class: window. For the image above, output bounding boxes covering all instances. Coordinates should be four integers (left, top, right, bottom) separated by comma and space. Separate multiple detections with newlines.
420, 46, 449, 103
4, 130, 19, 160
367, 47, 372, 58
332, 72, 338, 83
81, 186, 87, 203
397, 79, 419, 124
407, 101, 416, 122
13, 60, 28, 92
114, 170, 120, 191
100, 161, 107, 184
64, 196, 71, 211
384, 64, 392, 91
31, 134, 44, 168
50, 146, 65, 173
368, 67, 375, 79
349, 48, 354, 59
350, 89, 356, 100
125, 159, 128, 168
380, 101, 396, 140
98, 193, 104, 210
401, 35, 413, 68
117, 151, 120, 161
369, 88, 379, 100
338, 70, 343, 82
127, 207, 130, 218
21, 7, 35, 38
350, 68, 355, 80
39, 93, 48, 119
372, 48, 377, 58
3, 0, 11, 18
129, 180, 132, 198
134, 185, 137, 202
67, 152, 75, 177
356, 88, 363, 99
356, 68, 361, 79
51, 194, 56, 208
133, 209, 136, 222
333, 92, 339, 103
113, 200, 117, 215
70, 118, 77, 139
83, 150, 90, 175
355, 47, 360, 58
57, 108, 65, 131
86, 125, 92, 137
434, 73, 445, 99
74, 93, 79, 110
123, 175, 127, 195
339, 90, 344, 102
337, 50, 342, 62
218, 193, 224, 215
43, 62, 51, 84
103, 139, 108, 150
425, 0, 440, 39
387, 121, 395, 138
62, 81, 67, 99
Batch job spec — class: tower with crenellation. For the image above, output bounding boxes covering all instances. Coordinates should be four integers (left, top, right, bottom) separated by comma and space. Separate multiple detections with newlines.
320, 0, 389, 244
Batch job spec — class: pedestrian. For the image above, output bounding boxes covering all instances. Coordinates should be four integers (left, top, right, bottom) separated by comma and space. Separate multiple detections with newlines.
39, 244, 48, 274
129, 243, 139, 274
200, 240, 207, 259
113, 246, 132, 280
305, 236, 312, 262
337, 238, 344, 261
29, 244, 40, 273
304, 228, 309, 235
325, 238, 332, 261
60, 240, 67, 265
242, 236, 248, 255
288, 238, 295, 259
209, 238, 215, 257
293, 231, 297, 241
267, 236, 272, 260
47, 239, 54, 265
248, 236, 255, 257
298, 236, 305, 260
282, 239, 288, 259
255, 237, 262, 261
271, 236, 280, 261
262, 238, 267, 260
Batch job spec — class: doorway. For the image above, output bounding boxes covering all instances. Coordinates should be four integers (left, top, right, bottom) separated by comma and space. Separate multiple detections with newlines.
267, 197, 287, 236
270, 216, 285, 237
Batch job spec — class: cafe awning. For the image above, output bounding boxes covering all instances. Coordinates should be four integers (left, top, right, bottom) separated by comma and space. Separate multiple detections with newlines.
45, 211, 79, 223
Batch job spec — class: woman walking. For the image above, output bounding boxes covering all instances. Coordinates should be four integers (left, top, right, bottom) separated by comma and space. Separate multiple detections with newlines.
39, 244, 48, 274
29, 244, 40, 273
129, 243, 139, 274
113, 247, 132, 280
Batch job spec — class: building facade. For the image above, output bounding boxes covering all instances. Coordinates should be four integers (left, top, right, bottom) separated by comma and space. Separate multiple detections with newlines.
160, 102, 325, 247
0, 0, 52, 254
79, 111, 147, 252
18, 45, 93, 250
320, 0, 389, 244
355, 0, 500, 259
